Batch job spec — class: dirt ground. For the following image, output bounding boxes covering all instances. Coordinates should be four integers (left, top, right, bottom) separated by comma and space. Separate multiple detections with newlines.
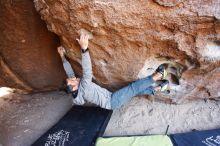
0, 89, 220, 146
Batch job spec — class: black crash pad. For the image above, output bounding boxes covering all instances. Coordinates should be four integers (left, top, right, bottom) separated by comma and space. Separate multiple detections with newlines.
32, 105, 112, 146
170, 128, 220, 146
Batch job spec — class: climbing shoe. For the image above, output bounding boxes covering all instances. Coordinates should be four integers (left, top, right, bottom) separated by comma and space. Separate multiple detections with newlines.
156, 64, 167, 79
159, 80, 169, 92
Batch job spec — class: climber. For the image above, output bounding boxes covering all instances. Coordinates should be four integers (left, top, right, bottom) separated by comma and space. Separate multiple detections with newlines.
57, 34, 170, 110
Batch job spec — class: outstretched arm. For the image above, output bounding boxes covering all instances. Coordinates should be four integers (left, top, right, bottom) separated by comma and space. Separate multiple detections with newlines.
76, 34, 93, 81
58, 46, 75, 78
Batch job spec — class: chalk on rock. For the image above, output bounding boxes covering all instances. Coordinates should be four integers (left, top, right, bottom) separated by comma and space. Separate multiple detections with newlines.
199, 41, 220, 62
78, 28, 93, 40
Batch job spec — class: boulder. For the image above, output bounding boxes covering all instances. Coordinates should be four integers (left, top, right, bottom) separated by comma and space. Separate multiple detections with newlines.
33, 0, 220, 102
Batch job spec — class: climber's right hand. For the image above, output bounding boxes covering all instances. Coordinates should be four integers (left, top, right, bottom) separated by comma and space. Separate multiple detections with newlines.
76, 34, 89, 50
57, 46, 66, 57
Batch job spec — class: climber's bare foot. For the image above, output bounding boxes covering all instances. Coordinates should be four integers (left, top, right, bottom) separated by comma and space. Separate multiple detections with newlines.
152, 72, 163, 81
154, 86, 161, 92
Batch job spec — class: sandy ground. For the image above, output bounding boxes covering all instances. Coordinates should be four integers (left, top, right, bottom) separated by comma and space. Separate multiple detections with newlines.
0, 90, 220, 146
105, 96, 220, 136
0, 91, 73, 146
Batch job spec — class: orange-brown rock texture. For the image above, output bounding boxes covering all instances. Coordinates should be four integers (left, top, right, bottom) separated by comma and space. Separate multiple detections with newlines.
0, 0, 66, 92
1, 0, 219, 103
34, 0, 220, 103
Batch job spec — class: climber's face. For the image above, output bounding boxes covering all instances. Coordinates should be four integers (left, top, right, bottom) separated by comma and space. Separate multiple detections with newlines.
66, 77, 80, 91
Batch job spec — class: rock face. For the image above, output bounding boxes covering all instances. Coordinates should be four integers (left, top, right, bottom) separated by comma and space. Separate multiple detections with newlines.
0, 0, 66, 92
33, 0, 220, 103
